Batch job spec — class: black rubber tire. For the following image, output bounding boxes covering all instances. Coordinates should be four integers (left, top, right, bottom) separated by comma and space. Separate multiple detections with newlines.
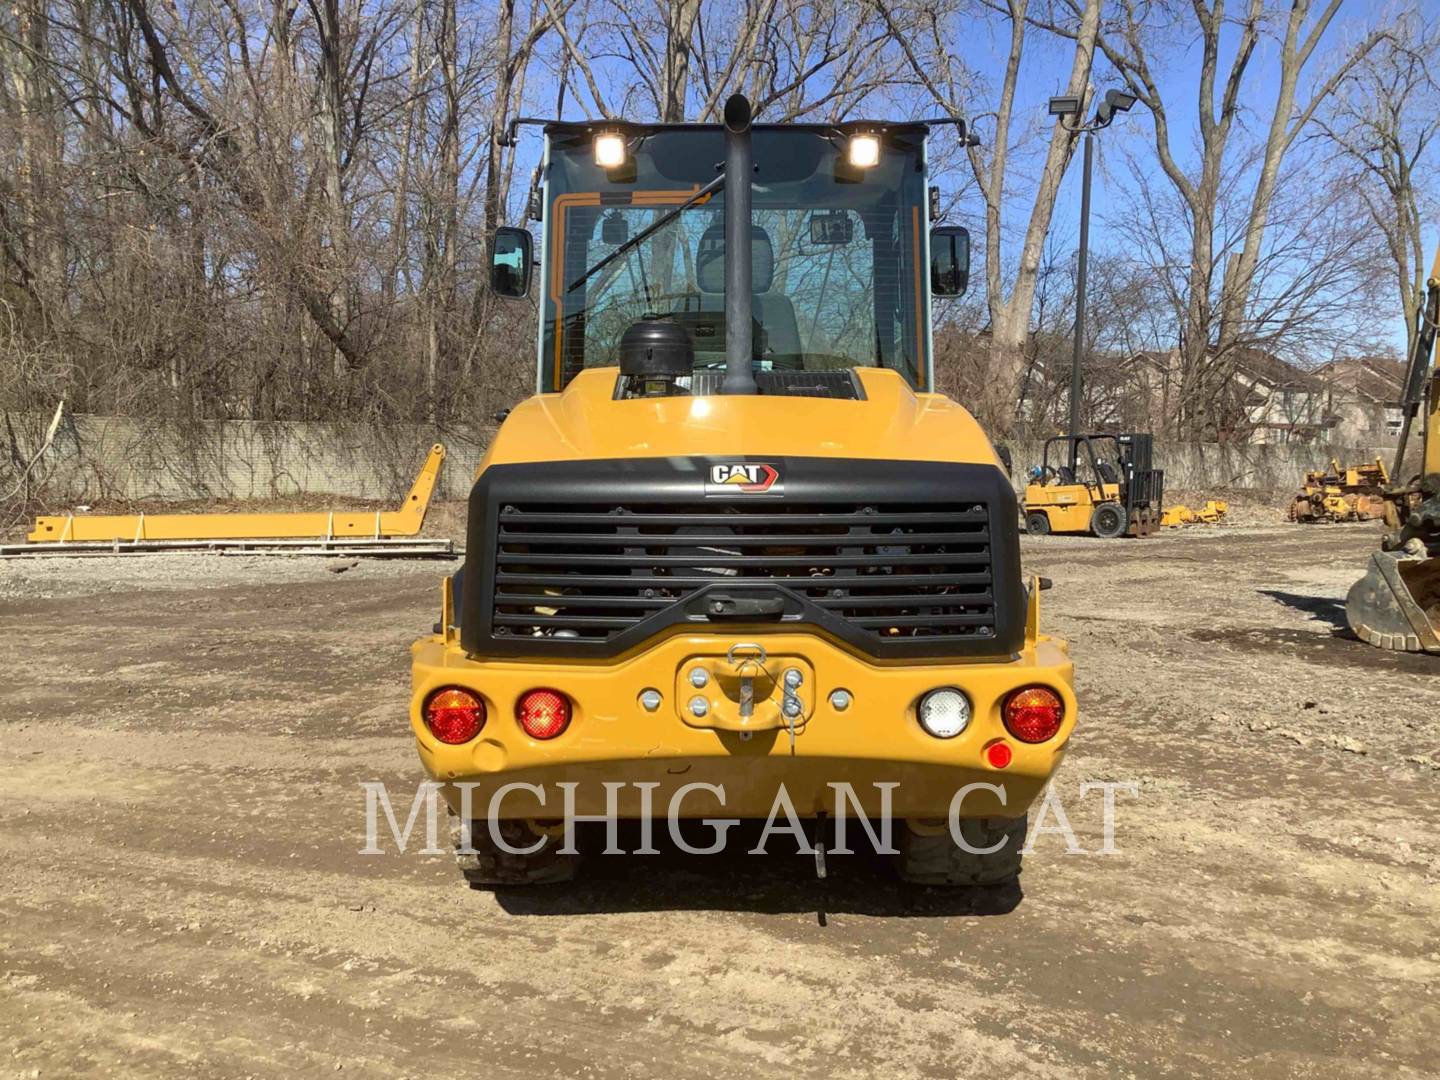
1091, 502, 1128, 539
450, 812, 579, 887
1025, 511, 1052, 536
894, 816, 1026, 886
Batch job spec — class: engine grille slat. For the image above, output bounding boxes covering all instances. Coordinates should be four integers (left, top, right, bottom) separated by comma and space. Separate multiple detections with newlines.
494, 570, 994, 589
495, 592, 674, 609
494, 550, 988, 568
847, 613, 995, 628
813, 591, 994, 609
498, 509, 986, 527
496, 529, 988, 548
494, 613, 642, 629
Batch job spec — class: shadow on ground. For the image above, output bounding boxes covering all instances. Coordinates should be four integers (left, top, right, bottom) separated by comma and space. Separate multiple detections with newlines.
487, 821, 1023, 921
1259, 589, 1350, 632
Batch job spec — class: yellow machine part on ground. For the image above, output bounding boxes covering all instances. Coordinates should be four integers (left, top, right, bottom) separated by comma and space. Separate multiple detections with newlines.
1161, 500, 1229, 527
27, 444, 446, 543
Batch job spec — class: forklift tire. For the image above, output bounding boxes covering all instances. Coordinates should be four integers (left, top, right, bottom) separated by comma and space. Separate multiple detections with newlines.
894, 816, 1026, 886
450, 811, 579, 887
1091, 502, 1128, 539
1025, 511, 1051, 536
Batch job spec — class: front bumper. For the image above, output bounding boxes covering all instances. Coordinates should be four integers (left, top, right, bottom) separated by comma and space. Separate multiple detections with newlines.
410, 623, 1075, 820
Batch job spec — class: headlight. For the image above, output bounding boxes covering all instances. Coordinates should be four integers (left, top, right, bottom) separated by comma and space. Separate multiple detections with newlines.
917, 687, 971, 739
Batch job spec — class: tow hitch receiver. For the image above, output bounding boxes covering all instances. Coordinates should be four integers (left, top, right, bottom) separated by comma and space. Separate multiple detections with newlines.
675, 643, 813, 734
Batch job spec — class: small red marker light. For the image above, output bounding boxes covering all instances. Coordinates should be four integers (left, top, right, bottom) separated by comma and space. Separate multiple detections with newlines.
424, 687, 485, 744
985, 742, 1013, 769
1003, 686, 1065, 743
517, 689, 571, 740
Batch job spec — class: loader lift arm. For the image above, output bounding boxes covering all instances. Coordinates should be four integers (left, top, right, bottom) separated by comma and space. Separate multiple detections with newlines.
1392, 246, 1440, 480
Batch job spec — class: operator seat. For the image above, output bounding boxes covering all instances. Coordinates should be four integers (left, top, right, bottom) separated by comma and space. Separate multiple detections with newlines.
692, 223, 802, 361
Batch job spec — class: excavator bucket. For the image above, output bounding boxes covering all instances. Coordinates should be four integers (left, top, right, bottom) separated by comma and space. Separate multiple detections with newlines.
1346, 551, 1440, 653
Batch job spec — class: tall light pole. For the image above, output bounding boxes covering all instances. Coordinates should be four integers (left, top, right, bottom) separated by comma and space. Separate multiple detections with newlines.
1047, 89, 1137, 439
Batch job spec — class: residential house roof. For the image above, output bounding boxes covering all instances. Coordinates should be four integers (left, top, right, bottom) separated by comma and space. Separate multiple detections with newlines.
1313, 356, 1406, 405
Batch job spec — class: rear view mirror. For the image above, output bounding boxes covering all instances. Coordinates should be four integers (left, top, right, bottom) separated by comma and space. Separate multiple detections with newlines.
601, 211, 629, 246
930, 225, 970, 298
810, 210, 853, 246
491, 226, 533, 299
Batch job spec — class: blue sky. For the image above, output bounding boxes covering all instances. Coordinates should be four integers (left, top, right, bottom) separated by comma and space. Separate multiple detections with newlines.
971, 0, 1439, 357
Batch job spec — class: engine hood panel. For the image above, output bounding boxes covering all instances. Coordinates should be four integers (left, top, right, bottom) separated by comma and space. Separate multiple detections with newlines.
482, 368, 1004, 472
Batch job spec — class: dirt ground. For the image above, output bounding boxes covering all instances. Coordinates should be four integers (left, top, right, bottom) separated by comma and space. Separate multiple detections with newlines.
1, 519, 1436, 1078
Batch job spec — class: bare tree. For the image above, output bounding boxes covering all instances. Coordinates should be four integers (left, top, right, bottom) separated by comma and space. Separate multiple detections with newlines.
1044, 0, 1388, 435
1314, 10, 1440, 358
879, 0, 1102, 432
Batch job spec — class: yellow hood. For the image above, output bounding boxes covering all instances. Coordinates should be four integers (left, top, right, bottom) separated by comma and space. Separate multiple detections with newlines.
481, 367, 1003, 472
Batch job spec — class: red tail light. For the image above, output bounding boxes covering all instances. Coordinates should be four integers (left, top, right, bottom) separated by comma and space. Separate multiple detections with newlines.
985, 741, 1013, 769
424, 687, 485, 744
1003, 686, 1064, 743
517, 689, 571, 740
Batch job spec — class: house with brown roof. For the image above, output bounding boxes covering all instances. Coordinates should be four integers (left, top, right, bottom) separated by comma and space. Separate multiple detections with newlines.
1231, 348, 1329, 445
1312, 356, 1407, 448
1109, 348, 1405, 446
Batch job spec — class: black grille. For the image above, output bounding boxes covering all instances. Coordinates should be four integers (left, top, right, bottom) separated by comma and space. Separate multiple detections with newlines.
461, 457, 1024, 660
494, 501, 995, 641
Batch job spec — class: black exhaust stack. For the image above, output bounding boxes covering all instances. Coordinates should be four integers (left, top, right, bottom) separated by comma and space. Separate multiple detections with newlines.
721, 94, 758, 395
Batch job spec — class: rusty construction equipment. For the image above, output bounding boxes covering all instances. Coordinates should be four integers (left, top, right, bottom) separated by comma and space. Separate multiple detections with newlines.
1160, 500, 1229, 527
1288, 458, 1390, 523
1345, 243, 1440, 654
10, 444, 452, 558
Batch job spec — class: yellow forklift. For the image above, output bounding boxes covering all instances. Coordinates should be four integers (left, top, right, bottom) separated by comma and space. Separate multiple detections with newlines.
408, 95, 1078, 888
1022, 433, 1164, 538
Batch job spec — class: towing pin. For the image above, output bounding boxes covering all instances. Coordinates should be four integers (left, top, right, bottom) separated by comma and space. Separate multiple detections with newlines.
814, 810, 828, 880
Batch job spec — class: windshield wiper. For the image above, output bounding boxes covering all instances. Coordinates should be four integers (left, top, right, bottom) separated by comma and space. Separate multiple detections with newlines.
566, 173, 724, 293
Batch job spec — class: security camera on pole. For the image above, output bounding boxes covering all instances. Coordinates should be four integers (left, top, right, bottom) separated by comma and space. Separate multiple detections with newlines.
1047, 89, 1137, 444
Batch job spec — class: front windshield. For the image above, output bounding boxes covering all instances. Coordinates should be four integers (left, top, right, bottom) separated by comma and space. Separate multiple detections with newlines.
541, 127, 929, 392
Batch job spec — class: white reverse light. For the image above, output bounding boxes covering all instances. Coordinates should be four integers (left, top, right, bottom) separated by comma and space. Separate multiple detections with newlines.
848, 133, 881, 169
917, 688, 971, 739
594, 132, 627, 168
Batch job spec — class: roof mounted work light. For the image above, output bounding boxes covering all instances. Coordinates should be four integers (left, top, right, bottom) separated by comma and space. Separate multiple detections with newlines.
847, 133, 881, 169
594, 131, 627, 168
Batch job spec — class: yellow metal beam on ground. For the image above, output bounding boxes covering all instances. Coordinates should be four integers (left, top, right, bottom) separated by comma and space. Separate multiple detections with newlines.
27, 444, 446, 544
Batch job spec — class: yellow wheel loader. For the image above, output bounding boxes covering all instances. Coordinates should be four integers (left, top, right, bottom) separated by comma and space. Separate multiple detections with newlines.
408, 96, 1076, 888
1346, 248, 1440, 654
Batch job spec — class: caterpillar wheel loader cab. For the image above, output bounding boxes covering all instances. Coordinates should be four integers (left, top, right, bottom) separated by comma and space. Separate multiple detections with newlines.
1022, 433, 1164, 538
1346, 245, 1440, 654
410, 96, 1077, 889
